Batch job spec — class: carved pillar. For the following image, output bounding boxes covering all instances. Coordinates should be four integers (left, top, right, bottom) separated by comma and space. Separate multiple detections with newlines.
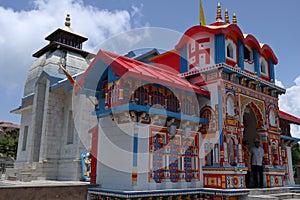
258, 130, 269, 164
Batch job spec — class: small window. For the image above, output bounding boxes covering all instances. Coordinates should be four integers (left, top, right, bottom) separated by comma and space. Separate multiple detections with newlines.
22, 126, 28, 151
260, 62, 266, 74
244, 46, 253, 61
67, 110, 74, 144
269, 109, 276, 127
227, 44, 234, 58
260, 57, 268, 75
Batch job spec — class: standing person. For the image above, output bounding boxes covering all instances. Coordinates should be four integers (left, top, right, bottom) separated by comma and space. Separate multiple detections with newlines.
243, 140, 251, 188
250, 138, 264, 188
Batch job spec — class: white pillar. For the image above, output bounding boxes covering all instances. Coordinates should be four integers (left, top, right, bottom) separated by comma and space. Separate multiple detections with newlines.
286, 146, 295, 186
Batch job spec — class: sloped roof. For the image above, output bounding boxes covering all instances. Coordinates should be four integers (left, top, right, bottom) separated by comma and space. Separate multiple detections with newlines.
279, 110, 300, 125
0, 121, 20, 129
77, 50, 209, 97
45, 26, 87, 43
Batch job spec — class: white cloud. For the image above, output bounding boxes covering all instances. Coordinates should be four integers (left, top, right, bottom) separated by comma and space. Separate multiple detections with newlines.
275, 79, 284, 88
278, 76, 300, 138
0, 0, 140, 122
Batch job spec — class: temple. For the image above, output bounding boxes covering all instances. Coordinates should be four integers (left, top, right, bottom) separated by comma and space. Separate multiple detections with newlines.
11, 2, 300, 200
83, 3, 300, 200
11, 14, 95, 180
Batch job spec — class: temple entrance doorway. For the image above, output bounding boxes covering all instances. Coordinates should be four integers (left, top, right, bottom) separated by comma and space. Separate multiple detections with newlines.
243, 105, 260, 149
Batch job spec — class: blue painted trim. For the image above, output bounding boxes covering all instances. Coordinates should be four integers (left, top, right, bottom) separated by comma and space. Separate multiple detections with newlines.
180, 46, 188, 73
133, 127, 138, 167
253, 49, 260, 77
238, 39, 244, 70
215, 34, 225, 64
280, 135, 300, 142
269, 58, 275, 83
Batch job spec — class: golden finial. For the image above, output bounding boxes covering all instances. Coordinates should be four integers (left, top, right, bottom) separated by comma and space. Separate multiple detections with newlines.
65, 14, 71, 27
225, 9, 230, 24
216, 3, 222, 21
233, 13, 237, 24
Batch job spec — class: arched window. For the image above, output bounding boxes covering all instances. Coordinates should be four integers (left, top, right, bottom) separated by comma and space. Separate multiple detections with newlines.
225, 39, 236, 61
260, 58, 268, 75
244, 46, 253, 61
227, 43, 234, 59
269, 108, 276, 127
200, 109, 212, 134
226, 95, 235, 116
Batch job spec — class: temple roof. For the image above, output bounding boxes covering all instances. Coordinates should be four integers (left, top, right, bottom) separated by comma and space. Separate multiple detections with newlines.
175, 24, 278, 64
279, 110, 300, 125
45, 14, 87, 43
77, 50, 209, 97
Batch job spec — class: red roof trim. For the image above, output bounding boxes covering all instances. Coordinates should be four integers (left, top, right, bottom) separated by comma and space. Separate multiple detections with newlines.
279, 110, 300, 125
77, 50, 210, 97
175, 24, 278, 64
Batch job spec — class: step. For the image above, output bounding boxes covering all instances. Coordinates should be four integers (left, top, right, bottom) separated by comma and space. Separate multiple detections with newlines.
273, 192, 296, 199
247, 194, 279, 200
249, 187, 290, 195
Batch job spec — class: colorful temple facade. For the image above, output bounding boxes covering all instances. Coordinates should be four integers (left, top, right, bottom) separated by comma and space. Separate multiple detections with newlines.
11, 2, 300, 200
84, 3, 300, 200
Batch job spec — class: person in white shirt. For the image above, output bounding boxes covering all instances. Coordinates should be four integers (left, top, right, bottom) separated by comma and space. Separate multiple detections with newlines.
250, 138, 264, 188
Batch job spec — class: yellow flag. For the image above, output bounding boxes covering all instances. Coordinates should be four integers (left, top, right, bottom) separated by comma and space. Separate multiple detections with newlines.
200, 0, 206, 26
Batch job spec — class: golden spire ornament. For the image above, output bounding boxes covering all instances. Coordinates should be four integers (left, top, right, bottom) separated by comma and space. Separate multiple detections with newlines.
216, 3, 222, 21
200, 0, 206, 26
225, 9, 230, 24
65, 14, 71, 27
232, 13, 237, 24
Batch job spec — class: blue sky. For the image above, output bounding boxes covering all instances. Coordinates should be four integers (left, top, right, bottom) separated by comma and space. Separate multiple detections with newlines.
1, 0, 300, 130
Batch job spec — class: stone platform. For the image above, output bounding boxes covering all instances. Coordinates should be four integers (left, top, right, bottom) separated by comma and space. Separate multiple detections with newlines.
0, 180, 92, 200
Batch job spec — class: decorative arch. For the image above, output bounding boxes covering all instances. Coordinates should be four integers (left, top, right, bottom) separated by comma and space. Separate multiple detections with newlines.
226, 93, 236, 116
242, 101, 264, 129
200, 106, 216, 134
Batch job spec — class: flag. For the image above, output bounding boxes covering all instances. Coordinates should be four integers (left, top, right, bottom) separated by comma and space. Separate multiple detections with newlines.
200, 0, 206, 26
57, 62, 76, 86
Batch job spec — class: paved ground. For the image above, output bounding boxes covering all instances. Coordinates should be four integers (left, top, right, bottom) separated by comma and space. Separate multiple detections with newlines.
0, 180, 91, 200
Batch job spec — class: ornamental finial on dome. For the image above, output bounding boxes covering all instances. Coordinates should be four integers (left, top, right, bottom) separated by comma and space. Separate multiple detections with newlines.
225, 9, 230, 24
65, 14, 71, 27
216, 3, 222, 21
233, 13, 237, 24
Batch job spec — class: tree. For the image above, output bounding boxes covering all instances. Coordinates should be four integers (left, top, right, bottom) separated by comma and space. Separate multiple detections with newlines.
0, 129, 18, 159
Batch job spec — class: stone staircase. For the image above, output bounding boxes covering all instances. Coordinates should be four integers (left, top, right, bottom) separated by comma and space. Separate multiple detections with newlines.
245, 187, 300, 200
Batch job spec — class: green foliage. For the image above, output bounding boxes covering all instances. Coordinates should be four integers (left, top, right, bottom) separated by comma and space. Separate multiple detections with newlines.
0, 130, 18, 159
292, 143, 300, 167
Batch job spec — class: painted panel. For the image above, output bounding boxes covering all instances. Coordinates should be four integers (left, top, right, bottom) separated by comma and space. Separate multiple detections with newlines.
187, 33, 215, 70
238, 39, 244, 70
180, 46, 188, 73
253, 49, 260, 77
215, 34, 225, 64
